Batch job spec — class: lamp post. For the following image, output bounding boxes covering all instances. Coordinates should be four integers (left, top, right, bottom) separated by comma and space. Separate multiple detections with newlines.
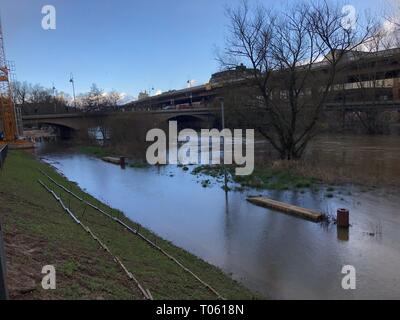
149, 87, 154, 110
52, 83, 56, 113
69, 73, 76, 108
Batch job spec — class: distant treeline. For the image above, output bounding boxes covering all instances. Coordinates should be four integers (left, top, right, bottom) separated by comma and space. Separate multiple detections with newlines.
13, 81, 124, 115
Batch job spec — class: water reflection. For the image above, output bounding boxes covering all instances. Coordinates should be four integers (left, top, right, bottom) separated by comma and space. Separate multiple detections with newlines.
337, 227, 350, 242
36, 136, 400, 300
306, 134, 400, 186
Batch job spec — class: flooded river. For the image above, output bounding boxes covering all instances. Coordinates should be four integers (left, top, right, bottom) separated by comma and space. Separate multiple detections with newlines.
36, 135, 400, 299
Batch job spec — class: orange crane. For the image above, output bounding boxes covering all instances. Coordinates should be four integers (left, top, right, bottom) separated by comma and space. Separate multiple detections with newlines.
0, 17, 19, 143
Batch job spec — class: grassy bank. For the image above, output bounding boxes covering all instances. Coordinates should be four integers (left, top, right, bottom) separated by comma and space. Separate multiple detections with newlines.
0, 151, 257, 300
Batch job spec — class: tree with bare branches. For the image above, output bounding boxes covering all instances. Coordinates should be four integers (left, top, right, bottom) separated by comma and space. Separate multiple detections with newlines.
219, 0, 377, 160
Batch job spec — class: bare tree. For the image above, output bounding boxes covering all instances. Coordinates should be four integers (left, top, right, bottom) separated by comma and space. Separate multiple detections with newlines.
12, 81, 31, 108
83, 83, 104, 111
104, 90, 122, 109
80, 84, 117, 142
14, 82, 73, 115
219, 0, 377, 160
81, 84, 122, 111
30, 84, 52, 105
385, 0, 400, 28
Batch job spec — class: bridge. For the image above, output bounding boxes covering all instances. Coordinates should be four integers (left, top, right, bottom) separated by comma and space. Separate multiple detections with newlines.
18, 47, 400, 138
22, 108, 217, 138
22, 98, 400, 139
126, 83, 222, 111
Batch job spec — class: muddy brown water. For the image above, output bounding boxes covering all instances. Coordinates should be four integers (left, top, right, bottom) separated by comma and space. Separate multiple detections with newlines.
307, 135, 400, 186
36, 134, 400, 299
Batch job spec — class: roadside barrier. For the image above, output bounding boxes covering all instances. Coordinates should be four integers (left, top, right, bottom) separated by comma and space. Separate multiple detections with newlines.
0, 144, 8, 170
39, 169, 225, 300
0, 144, 9, 300
0, 221, 8, 300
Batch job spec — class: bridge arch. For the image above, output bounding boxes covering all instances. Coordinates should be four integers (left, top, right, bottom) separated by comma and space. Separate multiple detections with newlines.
23, 118, 81, 140
37, 122, 77, 139
164, 114, 213, 130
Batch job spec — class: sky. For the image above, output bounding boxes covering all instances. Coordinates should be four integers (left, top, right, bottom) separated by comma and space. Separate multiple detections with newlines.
0, 0, 391, 101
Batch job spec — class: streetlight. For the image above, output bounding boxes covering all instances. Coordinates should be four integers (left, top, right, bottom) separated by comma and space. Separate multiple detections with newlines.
149, 87, 154, 110
52, 83, 56, 113
69, 73, 76, 108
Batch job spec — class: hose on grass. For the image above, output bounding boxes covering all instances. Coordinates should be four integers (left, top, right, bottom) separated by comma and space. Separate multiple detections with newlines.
38, 179, 152, 300
39, 169, 225, 300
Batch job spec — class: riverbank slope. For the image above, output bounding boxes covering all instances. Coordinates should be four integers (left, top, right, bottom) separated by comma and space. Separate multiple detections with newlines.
0, 151, 257, 300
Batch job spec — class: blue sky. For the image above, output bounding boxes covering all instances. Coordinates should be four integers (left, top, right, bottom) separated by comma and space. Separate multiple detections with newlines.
0, 0, 386, 99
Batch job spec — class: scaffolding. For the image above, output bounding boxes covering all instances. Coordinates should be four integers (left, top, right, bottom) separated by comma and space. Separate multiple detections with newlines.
7, 60, 22, 136
0, 17, 19, 141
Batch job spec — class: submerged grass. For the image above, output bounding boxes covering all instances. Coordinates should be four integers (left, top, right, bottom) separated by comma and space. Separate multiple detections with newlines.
76, 145, 110, 158
192, 164, 317, 191
0, 151, 257, 300
129, 162, 149, 169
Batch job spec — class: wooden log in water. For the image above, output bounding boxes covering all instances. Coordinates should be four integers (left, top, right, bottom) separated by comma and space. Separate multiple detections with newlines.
247, 197, 323, 222
102, 157, 122, 165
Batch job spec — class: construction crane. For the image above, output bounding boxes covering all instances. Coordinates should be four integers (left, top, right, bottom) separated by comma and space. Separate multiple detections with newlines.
0, 17, 19, 143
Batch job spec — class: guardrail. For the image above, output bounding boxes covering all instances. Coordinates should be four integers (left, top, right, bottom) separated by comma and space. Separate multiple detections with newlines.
0, 221, 8, 300
0, 144, 8, 170
0, 144, 9, 299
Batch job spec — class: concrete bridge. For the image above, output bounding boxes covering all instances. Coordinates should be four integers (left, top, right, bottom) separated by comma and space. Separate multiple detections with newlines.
22, 99, 400, 138
22, 108, 218, 138
20, 47, 400, 138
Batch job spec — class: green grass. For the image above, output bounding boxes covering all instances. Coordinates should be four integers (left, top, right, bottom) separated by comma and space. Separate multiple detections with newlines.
76, 145, 110, 158
59, 260, 79, 277
192, 165, 316, 191
0, 151, 258, 300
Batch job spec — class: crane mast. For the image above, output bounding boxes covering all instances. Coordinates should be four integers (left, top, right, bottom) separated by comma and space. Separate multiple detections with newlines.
0, 17, 18, 142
